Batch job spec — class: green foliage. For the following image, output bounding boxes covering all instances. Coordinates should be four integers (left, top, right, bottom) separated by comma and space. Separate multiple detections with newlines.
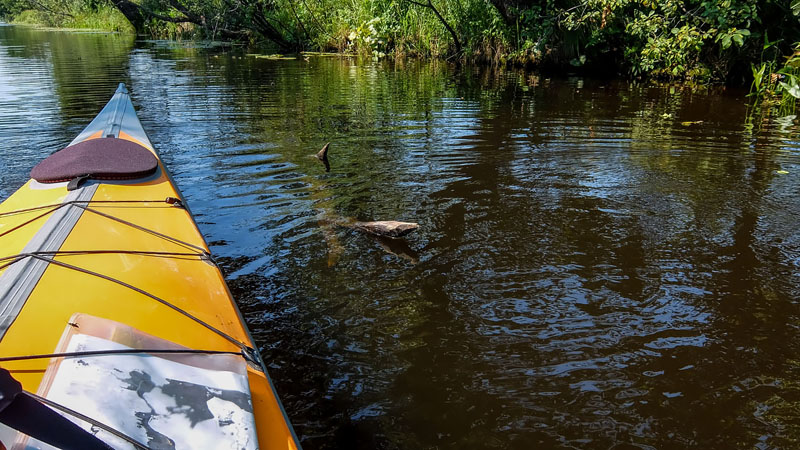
558, 0, 763, 80
347, 17, 392, 57
0, 0, 27, 18
5, 0, 134, 32
773, 46, 800, 114
69, 2, 134, 32
748, 4, 800, 118
8, 0, 800, 84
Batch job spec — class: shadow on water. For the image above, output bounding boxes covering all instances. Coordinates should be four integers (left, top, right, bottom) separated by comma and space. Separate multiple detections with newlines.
2, 25, 800, 449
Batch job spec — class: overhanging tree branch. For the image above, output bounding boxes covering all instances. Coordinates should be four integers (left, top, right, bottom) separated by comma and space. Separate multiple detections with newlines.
109, 0, 294, 49
110, 0, 190, 25
26, 0, 74, 18
405, 0, 462, 55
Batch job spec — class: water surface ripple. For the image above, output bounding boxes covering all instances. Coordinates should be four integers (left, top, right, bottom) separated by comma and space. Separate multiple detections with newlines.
2, 25, 800, 449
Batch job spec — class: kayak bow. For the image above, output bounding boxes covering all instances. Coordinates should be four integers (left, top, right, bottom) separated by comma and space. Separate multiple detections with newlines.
0, 83, 300, 449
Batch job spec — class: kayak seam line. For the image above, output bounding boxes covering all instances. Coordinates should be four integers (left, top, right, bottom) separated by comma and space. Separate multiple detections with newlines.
104, 90, 126, 138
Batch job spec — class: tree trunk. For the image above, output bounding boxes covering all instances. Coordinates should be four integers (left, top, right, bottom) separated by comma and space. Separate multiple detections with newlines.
109, 0, 144, 29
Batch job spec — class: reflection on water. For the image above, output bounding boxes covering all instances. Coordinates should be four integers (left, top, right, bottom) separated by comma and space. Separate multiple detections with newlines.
2, 24, 800, 449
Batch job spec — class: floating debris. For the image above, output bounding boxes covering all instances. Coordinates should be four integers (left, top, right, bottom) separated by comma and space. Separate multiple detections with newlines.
245, 53, 297, 60
301, 51, 356, 57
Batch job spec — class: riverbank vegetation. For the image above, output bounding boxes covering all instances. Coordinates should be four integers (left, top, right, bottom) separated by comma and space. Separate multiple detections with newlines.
749, 40, 800, 117
2, 1, 800, 91
0, 0, 133, 32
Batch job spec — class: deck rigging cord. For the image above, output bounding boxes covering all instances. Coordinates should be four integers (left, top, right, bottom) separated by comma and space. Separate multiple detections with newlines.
73, 202, 210, 256
0, 250, 209, 270
0, 348, 244, 363
0, 198, 183, 219
15, 252, 258, 362
0, 194, 267, 446
0, 196, 257, 356
0, 197, 185, 240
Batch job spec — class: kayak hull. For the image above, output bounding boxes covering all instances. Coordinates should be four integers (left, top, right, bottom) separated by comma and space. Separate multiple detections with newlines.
0, 84, 299, 449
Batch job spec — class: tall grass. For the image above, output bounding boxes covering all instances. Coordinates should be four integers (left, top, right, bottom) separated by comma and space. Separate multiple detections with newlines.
67, 2, 133, 32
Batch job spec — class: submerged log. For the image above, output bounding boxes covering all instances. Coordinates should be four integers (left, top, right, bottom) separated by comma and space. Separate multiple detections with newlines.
374, 235, 420, 263
352, 220, 419, 238
319, 217, 343, 267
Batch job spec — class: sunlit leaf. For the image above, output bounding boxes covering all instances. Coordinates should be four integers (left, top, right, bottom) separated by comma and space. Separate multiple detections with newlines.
792, 0, 800, 16
777, 170, 789, 174
779, 81, 800, 99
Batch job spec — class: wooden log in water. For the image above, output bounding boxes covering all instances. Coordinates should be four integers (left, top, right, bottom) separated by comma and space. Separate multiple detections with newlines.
352, 220, 419, 238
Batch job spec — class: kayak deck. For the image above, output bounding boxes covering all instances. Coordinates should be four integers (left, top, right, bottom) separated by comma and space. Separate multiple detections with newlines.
0, 84, 299, 449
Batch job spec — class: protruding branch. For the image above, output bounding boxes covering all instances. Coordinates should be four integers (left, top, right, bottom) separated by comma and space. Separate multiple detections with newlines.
316, 142, 330, 172
405, 0, 462, 55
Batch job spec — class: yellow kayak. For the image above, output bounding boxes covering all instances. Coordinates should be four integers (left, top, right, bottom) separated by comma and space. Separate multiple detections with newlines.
0, 84, 300, 449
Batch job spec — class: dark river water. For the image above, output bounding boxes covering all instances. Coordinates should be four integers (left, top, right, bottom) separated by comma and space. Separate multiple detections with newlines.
2, 24, 800, 449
